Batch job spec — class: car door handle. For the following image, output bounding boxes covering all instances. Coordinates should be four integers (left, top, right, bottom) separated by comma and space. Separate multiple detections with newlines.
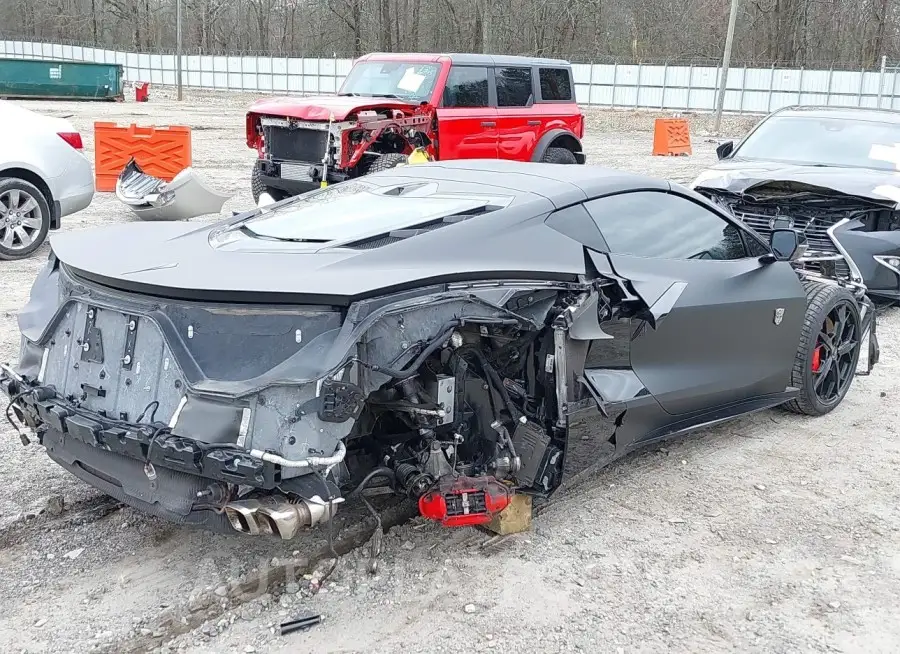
527, 120, 540, 126
481, 121, 496, 127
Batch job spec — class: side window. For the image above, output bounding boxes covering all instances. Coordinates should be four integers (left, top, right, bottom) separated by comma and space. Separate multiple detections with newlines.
495, 67, 533, 107
442, 66, 489, 108
583, 191, 750, 260
539, 68, 573, 101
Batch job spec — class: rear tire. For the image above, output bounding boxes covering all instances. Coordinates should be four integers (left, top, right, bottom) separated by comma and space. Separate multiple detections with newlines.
365, 153, 409, 174
541, 147, 578, 164
783, 282, 862, 416
0, 177, 51, 261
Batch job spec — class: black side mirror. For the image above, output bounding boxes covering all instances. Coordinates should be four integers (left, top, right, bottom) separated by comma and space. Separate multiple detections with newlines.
716, 140, 734, 160
767, 228, 800, 262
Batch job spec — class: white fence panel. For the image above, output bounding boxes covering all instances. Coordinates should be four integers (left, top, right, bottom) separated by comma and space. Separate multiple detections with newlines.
3, 40, 900, 112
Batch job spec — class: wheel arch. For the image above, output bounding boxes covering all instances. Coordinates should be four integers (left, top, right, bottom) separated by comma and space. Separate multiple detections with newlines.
0, 166, 58, 228
530, 129, 584, 163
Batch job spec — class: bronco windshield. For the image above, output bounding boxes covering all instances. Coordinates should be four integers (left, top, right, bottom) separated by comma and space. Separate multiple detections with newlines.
734, 115, 900, 171
338, 61, 440, 102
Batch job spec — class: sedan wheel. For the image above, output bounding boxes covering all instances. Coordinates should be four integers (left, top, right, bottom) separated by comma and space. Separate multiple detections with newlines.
0, 178, 51, 261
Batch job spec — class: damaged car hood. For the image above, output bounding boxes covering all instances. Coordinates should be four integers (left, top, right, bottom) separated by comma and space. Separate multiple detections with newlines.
247, 95, 416, 122
693, 159, 900, 207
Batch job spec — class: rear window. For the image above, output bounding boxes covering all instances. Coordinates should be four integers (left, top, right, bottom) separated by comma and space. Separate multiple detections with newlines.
443, 66, 489, 108
495, 67, 534, 107
539, 68, 572, 101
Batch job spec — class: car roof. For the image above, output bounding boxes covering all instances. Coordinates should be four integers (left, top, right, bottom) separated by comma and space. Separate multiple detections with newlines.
358, 52, 572, 68
363, 159, 669, 204
770, 105, 900, 124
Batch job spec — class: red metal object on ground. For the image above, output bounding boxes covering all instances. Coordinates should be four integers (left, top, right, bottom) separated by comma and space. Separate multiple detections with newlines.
418, 475, 512, 527
134, 82, 150, 102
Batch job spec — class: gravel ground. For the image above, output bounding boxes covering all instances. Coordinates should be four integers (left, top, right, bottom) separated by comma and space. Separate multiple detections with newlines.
1, 89, 899, 654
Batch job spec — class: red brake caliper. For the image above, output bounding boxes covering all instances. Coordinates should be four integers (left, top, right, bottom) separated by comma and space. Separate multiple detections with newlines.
811, 345, 823, 373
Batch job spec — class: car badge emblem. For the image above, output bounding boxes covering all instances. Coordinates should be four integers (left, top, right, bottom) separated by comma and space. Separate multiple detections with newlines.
774, 308, 784, 325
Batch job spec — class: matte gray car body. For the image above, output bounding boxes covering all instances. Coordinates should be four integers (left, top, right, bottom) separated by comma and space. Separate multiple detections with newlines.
0, 159, 877, 534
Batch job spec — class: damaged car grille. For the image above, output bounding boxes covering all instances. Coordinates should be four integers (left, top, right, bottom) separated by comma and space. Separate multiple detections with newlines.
264, 125, 329, 163
713, 196, 877, 278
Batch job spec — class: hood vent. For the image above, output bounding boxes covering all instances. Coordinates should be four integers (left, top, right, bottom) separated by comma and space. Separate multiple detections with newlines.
343, 204, 501, 250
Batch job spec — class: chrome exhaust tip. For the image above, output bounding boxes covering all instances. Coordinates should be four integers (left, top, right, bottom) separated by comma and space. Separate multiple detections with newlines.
223, 495, 343, 540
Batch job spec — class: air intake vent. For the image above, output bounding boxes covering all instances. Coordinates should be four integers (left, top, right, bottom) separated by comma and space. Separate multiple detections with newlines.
343, 204, 502, 250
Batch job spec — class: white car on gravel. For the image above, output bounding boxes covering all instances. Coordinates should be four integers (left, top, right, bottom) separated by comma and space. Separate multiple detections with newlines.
0, 100, 94, 261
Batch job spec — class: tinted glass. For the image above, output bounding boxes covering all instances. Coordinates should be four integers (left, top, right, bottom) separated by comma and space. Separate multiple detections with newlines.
495, 67, 534, 107
338, 62, 440, 102
734, 115, 900, 171
539, 68, 573, 101
584, 192, 749, 260
442, 66, 489, 108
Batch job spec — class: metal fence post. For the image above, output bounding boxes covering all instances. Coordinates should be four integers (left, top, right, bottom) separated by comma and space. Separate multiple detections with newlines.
660, 62, 667, 109
877, 55, 886, 108
738, 66, 746, 113
635, 62, 642, 109
767, 64, 775, 113
825, 66, 833, 106
611, 62, 618, 108
686, 64, 693, 111
857, 66, 865, 107
797, 66, 804, 105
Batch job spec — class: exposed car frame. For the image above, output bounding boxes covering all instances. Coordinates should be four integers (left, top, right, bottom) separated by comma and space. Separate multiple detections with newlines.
0, 161, 879, 542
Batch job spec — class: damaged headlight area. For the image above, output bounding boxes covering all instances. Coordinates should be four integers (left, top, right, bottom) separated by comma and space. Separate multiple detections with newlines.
1, 258, 583, 539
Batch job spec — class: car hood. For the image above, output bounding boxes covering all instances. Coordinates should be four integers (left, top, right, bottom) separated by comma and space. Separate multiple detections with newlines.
247, 95, 416, 121
692, 159, 900, 208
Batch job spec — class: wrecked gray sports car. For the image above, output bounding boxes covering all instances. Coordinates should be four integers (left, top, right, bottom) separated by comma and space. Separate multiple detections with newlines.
1, 160, 880, 540
692, 106, 900, 301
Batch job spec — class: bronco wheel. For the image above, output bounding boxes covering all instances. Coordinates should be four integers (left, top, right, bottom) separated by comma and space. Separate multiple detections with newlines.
0, 177, 51, 261
251, 165, 288, 205
784, 282, 862, 416
541, 147, 578, 164
366, 152, 409, 174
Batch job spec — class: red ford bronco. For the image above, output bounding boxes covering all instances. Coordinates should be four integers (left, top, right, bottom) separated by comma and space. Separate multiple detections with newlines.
245, 53, 586, 201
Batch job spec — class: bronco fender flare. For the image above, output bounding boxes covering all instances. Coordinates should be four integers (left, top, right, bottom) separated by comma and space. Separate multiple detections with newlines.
530, 129, 586, 164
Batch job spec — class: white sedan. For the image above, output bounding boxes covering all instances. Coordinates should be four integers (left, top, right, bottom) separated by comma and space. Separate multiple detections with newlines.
0, 101, 94, 260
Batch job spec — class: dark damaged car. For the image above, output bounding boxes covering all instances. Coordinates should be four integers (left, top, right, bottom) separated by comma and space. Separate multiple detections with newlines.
692, 106, 900, 301
0, 161, 880, 541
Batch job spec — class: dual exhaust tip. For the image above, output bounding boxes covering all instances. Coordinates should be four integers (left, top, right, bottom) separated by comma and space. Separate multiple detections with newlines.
224, 494, 343, 540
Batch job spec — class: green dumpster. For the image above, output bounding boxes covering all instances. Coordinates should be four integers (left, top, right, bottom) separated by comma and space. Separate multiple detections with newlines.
0, 58, 124, 101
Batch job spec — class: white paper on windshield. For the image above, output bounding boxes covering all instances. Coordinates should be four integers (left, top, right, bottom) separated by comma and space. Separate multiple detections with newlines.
397, 67, 426, 93
868, 143, 900, 169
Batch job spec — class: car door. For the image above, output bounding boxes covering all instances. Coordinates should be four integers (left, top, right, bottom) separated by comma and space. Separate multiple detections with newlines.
580, 189, 808, 419
435, 65, 498, 160
492, 66, 540, 161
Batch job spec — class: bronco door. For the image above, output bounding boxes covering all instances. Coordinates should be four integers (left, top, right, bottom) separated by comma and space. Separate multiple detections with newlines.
580, 189, 808, 418
435, 65, 498, 160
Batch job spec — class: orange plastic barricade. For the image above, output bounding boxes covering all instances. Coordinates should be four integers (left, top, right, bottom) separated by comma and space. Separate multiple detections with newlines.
652, 118, 692, 156
94, 122, 192, 192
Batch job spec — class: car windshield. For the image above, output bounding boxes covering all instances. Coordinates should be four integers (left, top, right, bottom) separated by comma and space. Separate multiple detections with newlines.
338, 61, 440, 102
734, 115, 900, 171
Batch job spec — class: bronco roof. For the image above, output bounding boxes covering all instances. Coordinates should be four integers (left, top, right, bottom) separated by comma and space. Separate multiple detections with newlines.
356, 52, 572, 67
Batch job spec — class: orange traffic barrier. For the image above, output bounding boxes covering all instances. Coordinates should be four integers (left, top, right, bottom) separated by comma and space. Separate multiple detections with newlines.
652, 118, 692, 156
94, 122, 192, 192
